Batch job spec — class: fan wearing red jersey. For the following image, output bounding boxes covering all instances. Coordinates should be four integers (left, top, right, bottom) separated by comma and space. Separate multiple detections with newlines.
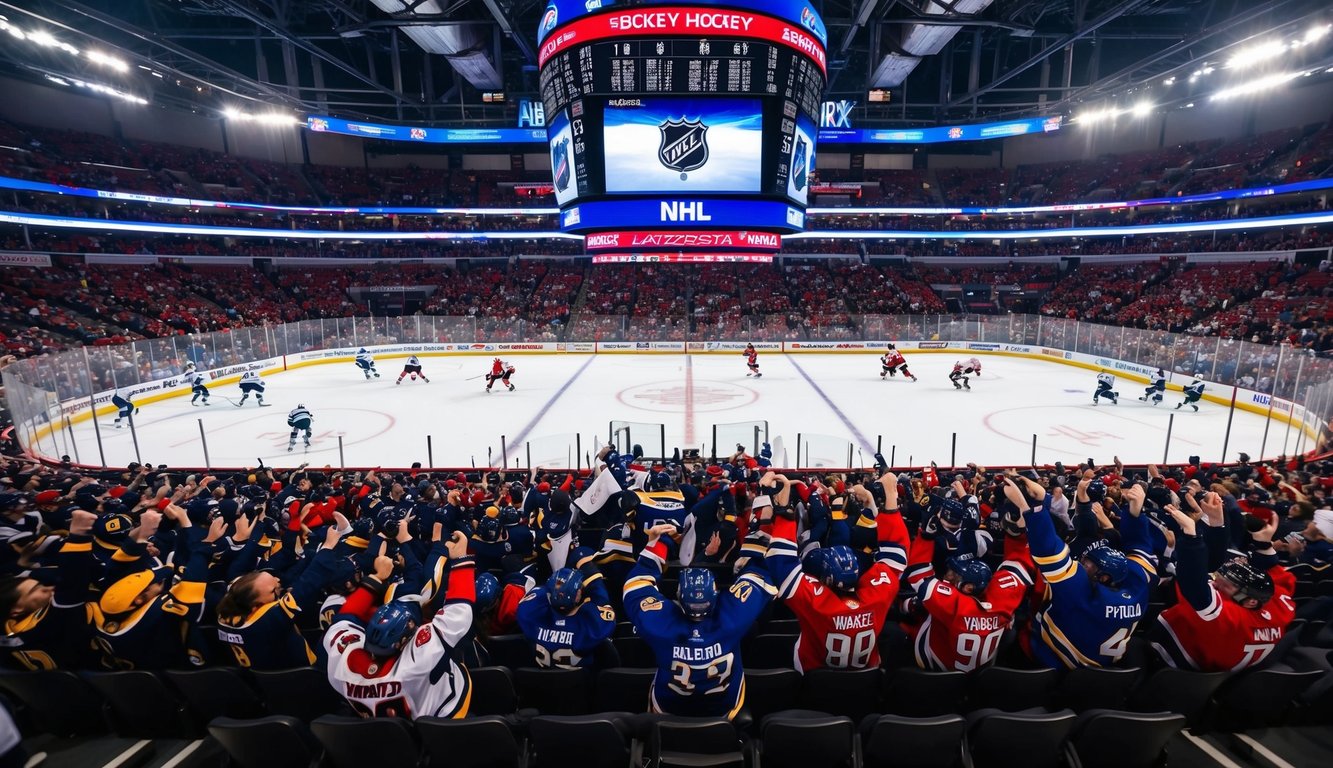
903, 478, 1035, 672
1153, 494, 1296, 672
766, 471, 909, 672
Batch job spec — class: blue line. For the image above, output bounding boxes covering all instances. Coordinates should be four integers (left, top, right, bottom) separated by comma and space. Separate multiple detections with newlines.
505, 355, 597, 458
785, 356, 876, 455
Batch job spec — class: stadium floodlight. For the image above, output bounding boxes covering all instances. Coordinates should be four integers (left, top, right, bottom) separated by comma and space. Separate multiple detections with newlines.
1210, 71, 1304, 101
1132, 101, 1154, 117
1305, 24, 1331, 44
85, 50, 128, 73
222, 108, 300, 126
1226, 40, 1288, 69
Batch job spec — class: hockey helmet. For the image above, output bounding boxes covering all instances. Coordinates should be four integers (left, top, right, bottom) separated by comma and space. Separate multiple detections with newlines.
347, 516, 375, 540
822, 545, 861, 592
364, 601, 419, 657
886, 343, 896, 350
648, 470, 674, 492
499, 505, 522, 526
1086, 480, 1107, 503
546, 567, 585, 613
1215, 559, 1274, 607
1081, 545, 1130, 586
475, 573, 500, 612
946, 554, 993, 593
677, 568, 718, 621
939, 497, 979, 529
802, 547, 829, 579
375, 505, 408, 536
475, 515, 503, 543
93, 512, 134, 542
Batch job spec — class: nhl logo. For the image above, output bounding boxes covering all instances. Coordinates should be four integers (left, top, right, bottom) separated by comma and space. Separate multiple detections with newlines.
658, 118, 709, 178
552, 138, 571, 192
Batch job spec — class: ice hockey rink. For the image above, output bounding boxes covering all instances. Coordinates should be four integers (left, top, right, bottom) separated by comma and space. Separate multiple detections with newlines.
51, 353, 1303, 471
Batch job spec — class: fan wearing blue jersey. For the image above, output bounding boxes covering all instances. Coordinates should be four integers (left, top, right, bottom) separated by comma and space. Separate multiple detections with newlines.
1018, 475, 1157, 668
516, 551, 616, 669
623, 522, 776, 720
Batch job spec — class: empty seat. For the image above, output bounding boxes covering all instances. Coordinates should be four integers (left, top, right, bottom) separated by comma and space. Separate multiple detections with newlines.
0, 671, 107, 737
1065, 710, 1185, 768
483, 634, 536, 669
648, 716, 750, 768
310, 714, 420, 768
743, 668, 801, 722
968, 667, 1057, 712
1213, 669, 1324, 730
881, 669, 968, 717
594, 667, 654, 713
1054, 667, 1142, 712
798, 668, 883, 721
860, 714, 966, 768
760, 711, 855, 768
611, 635, 657, 668
208, 715, 322, 768
966, 709, 1077, 768
1127, 669, 1227, 728
417, 715, 523, 768
467, 666, 518, 716
251, 667, 349, 722
745, 634, 797, 669
529, 714, 632, 768
81, 670, 197, 739
516, 667, 594, 715
165, 667, 266, 725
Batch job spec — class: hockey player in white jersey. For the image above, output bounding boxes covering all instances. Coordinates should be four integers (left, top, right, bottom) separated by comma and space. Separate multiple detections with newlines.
324, 528, 476, 719
1176, 380, 1205, 412
111, 388, 138, 428
1093, 371, 1119, 405
287, 404, 313, 452
237, 370, 267, 407
1139, 369, 1166, 405
396, 355, 430, 385
355, 348, 380, 380
189, 370, 211, 406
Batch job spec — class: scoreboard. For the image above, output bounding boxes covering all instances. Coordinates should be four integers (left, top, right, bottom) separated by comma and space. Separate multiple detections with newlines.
538, 1, 828, 237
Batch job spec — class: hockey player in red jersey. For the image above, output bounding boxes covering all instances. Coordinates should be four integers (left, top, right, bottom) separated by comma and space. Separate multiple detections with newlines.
903, 478, 1035, 672
743, 343, 761, 378
766, 471, 909, 671
485, 358, 516, 393
323, 525, 475, 719
879, 344, 918, 381
1153, 493, 1296, 671
949, 362, 971, 390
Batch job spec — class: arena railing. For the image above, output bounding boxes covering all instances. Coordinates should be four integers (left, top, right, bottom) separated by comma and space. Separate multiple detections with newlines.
3, 314, 1329, 472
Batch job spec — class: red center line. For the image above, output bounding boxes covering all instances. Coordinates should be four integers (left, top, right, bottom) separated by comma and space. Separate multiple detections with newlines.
684, 355, 695, 446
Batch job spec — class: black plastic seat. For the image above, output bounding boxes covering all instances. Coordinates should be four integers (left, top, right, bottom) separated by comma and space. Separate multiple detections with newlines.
484, 634, 536, 669
612, 635, 658, 668
797, 667, 883, 721
649, 716, 749, 768
1213, 668, 1324, 730
516, 667, 594, 715
759, 710, 854, 768
743, 668, 801, 722
417, 715, 523, 768
745, 634, 797, 669
310, 714, 420, 768
1065, 710, 1185, 768
968, 667, 1057, 712
251, 667, 349, 721
1127, 669, 1227, 728
1054, 667, 1143, 712
594, 667, 654, 713
881, 669, 968, 717
966, 708, 1077, 768
0, 671, 108, 737
860, 714, 966, 768
165, 667, 266, 725
467, 666, 518, 715
81, 669, 197, 739
528, 714, 632, 768
208, 715, 322, 768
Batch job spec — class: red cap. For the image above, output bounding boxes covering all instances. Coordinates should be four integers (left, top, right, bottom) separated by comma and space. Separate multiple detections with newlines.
706, 466, 724, 477
270, 481, 284, 493
35, 490, 60, 504
445, 479, 457, 489
108, 486, 127, 499
537, 482, 551, 494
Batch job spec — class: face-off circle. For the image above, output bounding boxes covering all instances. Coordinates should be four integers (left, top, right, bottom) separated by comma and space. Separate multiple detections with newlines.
616, 381, 757, 413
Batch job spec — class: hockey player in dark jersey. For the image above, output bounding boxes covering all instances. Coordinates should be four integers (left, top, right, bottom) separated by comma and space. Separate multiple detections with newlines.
1176, 380, 1205, 411
623, 522, 776, 719
287, 404, 313, 452
1093, 371, 1119, 405
949, 362, 972, 390
111, 389, 138, 428
743, 343, 761, 377
516, 551, 616, 669
1139, 369, 1167, 405
397, 355, 430, 385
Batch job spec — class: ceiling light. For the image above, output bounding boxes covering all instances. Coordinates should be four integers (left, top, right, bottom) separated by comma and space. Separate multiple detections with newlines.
1227, 40, 1287, 68
1132, 100, 1154, 117
1211, 71, 1303, 101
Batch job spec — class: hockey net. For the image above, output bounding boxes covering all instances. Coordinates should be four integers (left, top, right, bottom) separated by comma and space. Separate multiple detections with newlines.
608, 421, 666, 461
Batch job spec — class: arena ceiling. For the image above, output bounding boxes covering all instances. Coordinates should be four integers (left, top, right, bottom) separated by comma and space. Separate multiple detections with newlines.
1, 0, 1331, 126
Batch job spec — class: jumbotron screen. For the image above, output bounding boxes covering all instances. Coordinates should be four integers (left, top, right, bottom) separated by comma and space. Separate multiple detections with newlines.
538, 0, 828, 236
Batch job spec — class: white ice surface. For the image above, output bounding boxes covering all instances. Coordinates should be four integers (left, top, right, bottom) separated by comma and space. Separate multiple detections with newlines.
52, 354, 1299, 470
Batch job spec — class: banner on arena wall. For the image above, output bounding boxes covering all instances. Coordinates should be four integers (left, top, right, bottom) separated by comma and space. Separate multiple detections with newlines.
566, 342, 596, 353
966, 343, 1001, 351
685, 341, 782, 352
0, 252, 51, 267
784, 341, 875, 351
917, 342, 952, 349
597, 342, 685, 352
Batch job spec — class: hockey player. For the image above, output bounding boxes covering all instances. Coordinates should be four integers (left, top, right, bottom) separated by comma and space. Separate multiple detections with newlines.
949, 362, 971, 391
237, 370, 267, 407
484, 358, 516, 393
903, 479, 1034, 672
766, 472, 909, 671
287, 404, 313, 452
1176, 380, 1205, 411
966, 357, 982, 376
1093, 371, 1119, 406
516, 555, 616, 669
189, 369, 211, 406
1020, 477, 1157, 668
324, 529, 476, 720
743, 343, 761, 378
396, 355, 430, 385
1139, 369, 1166, 405
1153, 494, 1295, 671
623, 522, 776, 719
355, 348, 379, 380
880, 344, 918, 382
111, 388, 138, 428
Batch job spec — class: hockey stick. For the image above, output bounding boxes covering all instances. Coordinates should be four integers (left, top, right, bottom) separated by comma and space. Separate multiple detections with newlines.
465, 374, 488, 381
